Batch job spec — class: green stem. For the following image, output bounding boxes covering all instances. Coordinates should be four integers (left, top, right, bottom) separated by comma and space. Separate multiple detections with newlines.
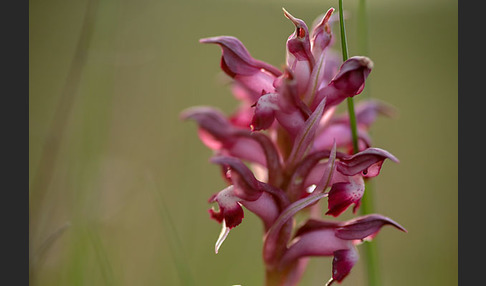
338, 0, 349, 61
356, 1, 381, 285
360, 180, 381, 286
339, 1, 381, 286
346, 98, 359, 153
338, 0, 359, 154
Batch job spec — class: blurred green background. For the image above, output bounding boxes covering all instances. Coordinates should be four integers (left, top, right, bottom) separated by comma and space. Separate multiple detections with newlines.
29, 0, 457, 285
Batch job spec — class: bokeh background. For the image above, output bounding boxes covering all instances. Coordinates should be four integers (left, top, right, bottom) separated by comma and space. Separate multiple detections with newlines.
29, 0, 457, 285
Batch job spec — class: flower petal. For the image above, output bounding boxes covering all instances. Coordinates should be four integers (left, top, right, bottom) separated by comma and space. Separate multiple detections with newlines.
312, 122, 372, 152
200, 36, 281, 77
331, 56, 373, 94
326, 175, 365, 217
241, 192, 280, 230
293, 218, 343, 237
208, 185, 244, 229
287, 142, 336, 201
310, 8, 335, 57
181, 106, 267, 166
279, 226, 351, 269
229, 103, 254, 129
251, 93, 278, 131
283, 8, 314, 66
200, 36, 281, 102
211, 155, 263, 201
331, 248, 359, 282
214, 220, 231, 254
283, 8, 315, 95
288, 150, 333, 199
286, 97, 327, 170
312, 56, 373, 110
336, 147, 399, 177
303, 51, 326, 106
335, 214, 407, 240
273, 69, 309, 138
234, 131, 284, 187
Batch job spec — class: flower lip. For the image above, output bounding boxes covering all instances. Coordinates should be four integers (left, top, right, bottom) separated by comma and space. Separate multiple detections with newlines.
208, 185, 244, 229
326, 175, 365, 217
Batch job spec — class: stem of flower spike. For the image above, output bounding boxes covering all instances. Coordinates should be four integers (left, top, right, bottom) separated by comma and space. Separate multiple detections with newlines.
338, 0, 359, 154
357, 0, 382, 284
360, 180, 382, 286
339, 1, 381, 286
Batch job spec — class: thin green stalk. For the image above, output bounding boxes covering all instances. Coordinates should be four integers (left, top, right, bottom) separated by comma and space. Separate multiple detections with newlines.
346, 98, 359, 153
338, 0, 359, 154
356, 0, 382, 285
360, 180, 381, 286
338, 0, 349, 61
339, 1, 381, 286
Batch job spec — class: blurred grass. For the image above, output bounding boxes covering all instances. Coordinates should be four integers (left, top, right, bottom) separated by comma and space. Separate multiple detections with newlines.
30, 0, 457, 285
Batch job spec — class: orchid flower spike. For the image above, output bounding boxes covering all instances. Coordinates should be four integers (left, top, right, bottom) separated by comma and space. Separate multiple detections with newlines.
182, 6, 405, 285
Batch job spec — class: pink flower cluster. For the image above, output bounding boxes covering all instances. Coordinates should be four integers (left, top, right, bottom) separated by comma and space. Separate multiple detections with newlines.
182, 7, 406, 285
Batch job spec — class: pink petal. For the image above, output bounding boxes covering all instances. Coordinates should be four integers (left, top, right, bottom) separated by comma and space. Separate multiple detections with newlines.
303, 52, 326, 106
310, 8, 335, 57
211, 156, 263, 201
273, 70, 309, 137
200, 36, 280, 102
208, 186, 244, 229
293, 218, 343, 237
279, 228, 352, 268
241, 192, 280, 230
312, 56, 373, 110
251, 93, 278, 131
287, 142, 337, 201
336, 147, 399, 177
283, 8, 315, 95
200, 36, 281, 77
331, 248, 359, 282
326, 175, 365, 217
234, 131, 284, 187
312, 122, 372, 152
283, 8, 314, 66
229, 104, 254, 129
235, 72, 278, 102
181, 106, 268, 166
335, 214, 407, 240
287, 97, 327, 170
331, 56, 373, 94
